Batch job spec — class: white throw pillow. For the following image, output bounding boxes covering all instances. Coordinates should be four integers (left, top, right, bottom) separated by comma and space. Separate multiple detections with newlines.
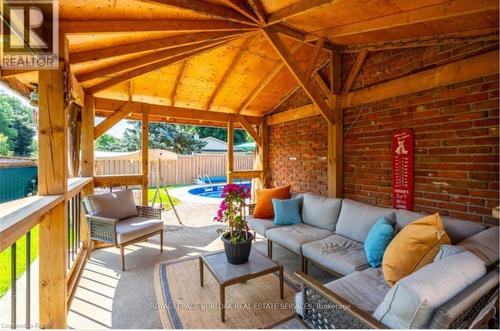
373, 251, 486, 329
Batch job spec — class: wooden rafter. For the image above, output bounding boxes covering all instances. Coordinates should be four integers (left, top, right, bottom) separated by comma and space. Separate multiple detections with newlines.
267, 85, 301, 115
94, 101, 134, 139
205, 34, 255, 110
94, 97, 262, 125
305, 38, 325, 77
171, 60, 188, 106
86, 40, 231, 94
263, 28, 335, 124
235, 114, 262, 147
267, 0, 332, 25
248, 0, 267, 24
77, 39, 230, 83
311, 0, 498, 39
236, 43, 302, 114
60, 20, 254, 34
70, 30, 244, 64
220, 0, 261, 24
138, 0, 256, 25
342, 49, 367, 93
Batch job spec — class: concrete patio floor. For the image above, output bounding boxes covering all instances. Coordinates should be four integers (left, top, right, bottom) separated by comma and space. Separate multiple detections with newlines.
66, 200, 334, 329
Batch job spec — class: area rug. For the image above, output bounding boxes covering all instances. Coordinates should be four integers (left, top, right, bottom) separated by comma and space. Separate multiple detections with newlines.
154, 252, 300, 329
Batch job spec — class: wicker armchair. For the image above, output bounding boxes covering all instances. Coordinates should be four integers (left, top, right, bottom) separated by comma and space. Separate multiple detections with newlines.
83, 192, 163, 271
295, 270, 499, 329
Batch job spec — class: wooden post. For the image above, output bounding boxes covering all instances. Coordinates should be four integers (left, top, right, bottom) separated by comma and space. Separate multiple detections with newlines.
227, 117, 234, 183
81, 94, 95, 250
328, 48, 343, 198
141, 104, 149, 206
38, 65, 68, 328
258, 120, 269, 189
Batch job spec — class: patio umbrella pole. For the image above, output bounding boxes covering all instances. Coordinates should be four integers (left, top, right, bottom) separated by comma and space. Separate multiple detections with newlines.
152, 159, 183, 226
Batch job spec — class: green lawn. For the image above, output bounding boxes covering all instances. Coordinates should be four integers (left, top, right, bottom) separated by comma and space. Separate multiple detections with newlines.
147, 186, 180, 209
0, 225, 39, 298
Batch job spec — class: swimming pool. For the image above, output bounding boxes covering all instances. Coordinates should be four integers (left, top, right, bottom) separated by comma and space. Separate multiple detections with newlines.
188, 183, 251, 199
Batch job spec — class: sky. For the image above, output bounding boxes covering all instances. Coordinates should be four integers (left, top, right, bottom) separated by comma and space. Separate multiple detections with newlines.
0, 83, 132, 138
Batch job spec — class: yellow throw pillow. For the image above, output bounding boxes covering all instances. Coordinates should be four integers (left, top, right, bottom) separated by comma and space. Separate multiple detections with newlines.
253, 185, 291, 219
382, 213, 450, 286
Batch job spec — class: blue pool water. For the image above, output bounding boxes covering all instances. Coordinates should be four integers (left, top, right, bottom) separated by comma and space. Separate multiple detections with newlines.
188, 183, 251, 199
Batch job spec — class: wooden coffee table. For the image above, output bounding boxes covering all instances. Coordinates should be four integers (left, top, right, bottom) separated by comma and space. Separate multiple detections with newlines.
199, 250, 284, 322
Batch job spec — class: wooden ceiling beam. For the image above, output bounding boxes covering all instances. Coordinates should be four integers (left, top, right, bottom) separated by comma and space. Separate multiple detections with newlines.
94, 101, 136, 139
70, 30, 244, 64
219, 0, 261, 24
86, 40, 231, 95
138, 0, 256, 25
248, 0, 267, 24
267, 0, 333, 25
342, 49, 368, 93
263, 28, 335, 124
235, 114, 262, 147
305, 37, 325, 77
236, 43, 302, 114
171, 60, 188, 106
311, 0, 499, 39
77, 38, 232, 83
94, 97, 262, 125
205, 34, 255, 110
60, 20, 254, 34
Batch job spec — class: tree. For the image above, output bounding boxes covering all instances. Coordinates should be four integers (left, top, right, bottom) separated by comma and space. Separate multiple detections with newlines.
121, 121, 207, 154
0, 134, 11, 156
95, 134, 124, 151
11, 117, 35, 156
0, 95, 35, 156
194, 126, 251, 145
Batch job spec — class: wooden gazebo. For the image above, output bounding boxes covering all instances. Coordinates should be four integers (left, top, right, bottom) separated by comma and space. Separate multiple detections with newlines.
0, 0, 498, 328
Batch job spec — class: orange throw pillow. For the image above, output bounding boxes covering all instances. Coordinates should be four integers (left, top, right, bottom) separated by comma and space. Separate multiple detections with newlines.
382, 213, 450, 286
253, 185, 291, 219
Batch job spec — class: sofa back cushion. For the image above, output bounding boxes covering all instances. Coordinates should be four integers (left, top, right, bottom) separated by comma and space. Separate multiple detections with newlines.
301, 193, 342, 231
272, 198, 303, 225
253, 185, 291, 219
86, 190, 138, 220
374, 251, 486, 329
395, 210, 486, 244
459, 226, 499, 266
335, 199, 395, 243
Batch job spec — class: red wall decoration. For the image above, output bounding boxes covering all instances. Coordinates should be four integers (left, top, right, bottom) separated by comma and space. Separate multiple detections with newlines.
392, 129, 414, 210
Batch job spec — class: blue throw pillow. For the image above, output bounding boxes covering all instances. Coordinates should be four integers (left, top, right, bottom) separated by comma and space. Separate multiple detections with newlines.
364, 214, 396, 268
272, 198, 302, 225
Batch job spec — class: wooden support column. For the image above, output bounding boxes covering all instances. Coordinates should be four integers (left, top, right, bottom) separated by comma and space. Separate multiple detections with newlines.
80, 94, 95, 250
141, 104, 149, 206
227, 118, 234, 183
328, 48, 343, 198
38, 65, 68, 328
258, 120, 269, 189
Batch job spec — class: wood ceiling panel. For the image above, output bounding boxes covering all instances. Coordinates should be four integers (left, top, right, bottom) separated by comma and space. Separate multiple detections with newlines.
94, 82, 131, 101
132, 63, 183, 105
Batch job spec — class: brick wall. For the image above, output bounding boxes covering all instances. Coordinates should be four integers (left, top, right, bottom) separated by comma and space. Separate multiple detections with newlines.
268, 42, 499, 223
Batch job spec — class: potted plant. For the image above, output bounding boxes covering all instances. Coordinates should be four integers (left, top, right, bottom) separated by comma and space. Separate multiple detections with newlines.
215, 183, 253, 264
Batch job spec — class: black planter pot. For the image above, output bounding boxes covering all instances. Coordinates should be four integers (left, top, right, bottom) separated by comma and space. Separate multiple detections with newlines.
221, 232, 254, 265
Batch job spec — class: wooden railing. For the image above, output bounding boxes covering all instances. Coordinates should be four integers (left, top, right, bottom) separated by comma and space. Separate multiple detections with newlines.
0, 177, 92, 328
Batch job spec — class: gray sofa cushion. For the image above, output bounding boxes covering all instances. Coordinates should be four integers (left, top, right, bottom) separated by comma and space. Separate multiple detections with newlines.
301, 193, 342, 231
86, 189, 138, 220
459, 226, 499, 266
302, 234, 369, 276
373, 252, 487, 329
247, 215, 280, 237
266, 224, 332, 254
335, 199, 395, 243
396, 210, 487, 244
296, 268, 390, 316
116, 216, 163, 244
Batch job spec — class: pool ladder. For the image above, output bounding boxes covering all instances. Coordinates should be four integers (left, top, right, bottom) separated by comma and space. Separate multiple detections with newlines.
195, 174, 212, 185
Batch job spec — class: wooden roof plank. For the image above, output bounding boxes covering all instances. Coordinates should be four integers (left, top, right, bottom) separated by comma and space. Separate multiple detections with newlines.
267, 0, 333, 25
248, 0, 267, 24
263, 28, 335, 124
171, 60, 188, 106
219, 0, 261, 24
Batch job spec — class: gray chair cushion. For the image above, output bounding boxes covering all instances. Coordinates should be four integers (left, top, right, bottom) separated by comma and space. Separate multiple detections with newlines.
301, 193, 342, 231
396, 210, 487, 244
116, 216, 163, 244
459, 226, 499, 266
373, 252, 487, 329
335, 199, 395, 243
86, 189, 138, 220
295, 268, 389, 317
302, 234, 369, 276
266, 224, 333, 255
247, 215, 280, 237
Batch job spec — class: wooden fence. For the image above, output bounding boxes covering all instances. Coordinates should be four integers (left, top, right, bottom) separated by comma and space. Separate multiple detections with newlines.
94, 153, 254, 186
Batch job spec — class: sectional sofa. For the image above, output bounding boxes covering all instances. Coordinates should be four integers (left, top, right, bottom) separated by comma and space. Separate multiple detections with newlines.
247, 192, 499, 329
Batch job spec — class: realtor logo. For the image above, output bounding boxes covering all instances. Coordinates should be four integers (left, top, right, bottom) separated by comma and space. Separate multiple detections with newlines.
1, 0, 59, 69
